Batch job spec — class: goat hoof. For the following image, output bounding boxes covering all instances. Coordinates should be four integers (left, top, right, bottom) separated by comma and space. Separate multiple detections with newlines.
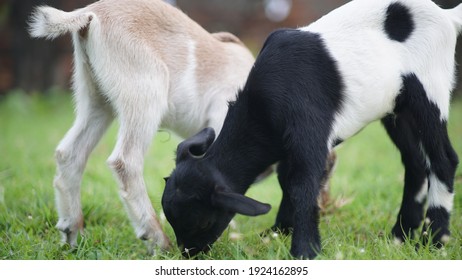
260, 225, 293, 237
144, 239, 172, 256
421, 225, 450, 248
391, 225, 413, 245
290, 247, 319, 260
56, 218, 83, 247
138, 230, 171, 255
290, 239, 320, 260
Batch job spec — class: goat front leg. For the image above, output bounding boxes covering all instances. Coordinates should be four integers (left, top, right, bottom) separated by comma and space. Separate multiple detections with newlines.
108, 94, 170, 253
402, 75, 458, 247
279, 144, 328, 259
54, 99, 113, 246
382, 113, 428, 243
272, 151, 336, 235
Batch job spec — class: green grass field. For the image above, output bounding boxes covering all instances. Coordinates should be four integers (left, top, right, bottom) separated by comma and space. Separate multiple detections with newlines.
0, 90, 461, 260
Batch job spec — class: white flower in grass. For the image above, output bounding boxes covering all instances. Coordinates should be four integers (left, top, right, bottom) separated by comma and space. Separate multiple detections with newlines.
229, 232, 243, 241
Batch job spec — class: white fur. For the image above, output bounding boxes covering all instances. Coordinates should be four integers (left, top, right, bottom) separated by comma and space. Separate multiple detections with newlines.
299, 0, 461, 144
428, 173, 454, 212
441, 234, 451, 244
29, 6, 94, 40
420, 147, 454, 213
299, 0, 459, 217
415, 178, 428, 204
29, 0, 254, 252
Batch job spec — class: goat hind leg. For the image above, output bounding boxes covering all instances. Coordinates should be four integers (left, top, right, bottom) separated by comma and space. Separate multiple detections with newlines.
54, 101, 113, 246
382, 113, 428, 243
402, 75, 458, 246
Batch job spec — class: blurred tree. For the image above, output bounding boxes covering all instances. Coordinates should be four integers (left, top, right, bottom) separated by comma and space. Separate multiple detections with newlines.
10, 0, 60, 93
1, 0, 93, 95
1, 0, 461, 96
0, 0, 12, 94
176, 0, 348, 50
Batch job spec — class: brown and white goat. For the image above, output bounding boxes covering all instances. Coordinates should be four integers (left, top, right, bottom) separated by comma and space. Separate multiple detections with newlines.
28, 0, 255, 253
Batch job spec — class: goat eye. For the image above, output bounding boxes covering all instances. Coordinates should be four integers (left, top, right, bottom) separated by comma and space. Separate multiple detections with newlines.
199, 220, 211, 230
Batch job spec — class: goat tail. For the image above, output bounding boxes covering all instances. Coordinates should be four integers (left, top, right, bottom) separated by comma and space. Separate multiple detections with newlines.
28, 6, 94, 40
447, 3, 462, 33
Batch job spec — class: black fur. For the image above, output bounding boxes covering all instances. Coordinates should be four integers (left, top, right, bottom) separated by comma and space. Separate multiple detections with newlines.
382, 113, 427, 241
424, 207, 450, 247
162, 29, 344, 259
384, 2, 415, 42
162, 32, 458, 259
383, 74, 458, 243
397, 74, 458, 190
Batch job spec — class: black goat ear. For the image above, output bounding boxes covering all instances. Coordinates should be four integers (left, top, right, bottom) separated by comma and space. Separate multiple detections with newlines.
176, 127, 216, 162
163, 177, 170, 183
212, 190, 271, 216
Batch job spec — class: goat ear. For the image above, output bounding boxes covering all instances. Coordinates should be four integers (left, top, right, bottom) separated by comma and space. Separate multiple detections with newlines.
176, 127, 216, 162
212, 190, 271, 216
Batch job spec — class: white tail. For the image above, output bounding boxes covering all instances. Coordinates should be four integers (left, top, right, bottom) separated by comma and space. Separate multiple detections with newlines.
28, 6, 94, 40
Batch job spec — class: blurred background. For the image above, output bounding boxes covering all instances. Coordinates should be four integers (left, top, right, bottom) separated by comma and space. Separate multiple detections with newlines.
0, 0, 461, 96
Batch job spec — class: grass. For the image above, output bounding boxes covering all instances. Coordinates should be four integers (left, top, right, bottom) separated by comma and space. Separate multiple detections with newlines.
0, 89, 461, 260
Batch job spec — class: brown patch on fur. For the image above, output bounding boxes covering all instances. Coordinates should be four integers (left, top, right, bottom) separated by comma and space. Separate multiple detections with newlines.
77, 213, 85, 234
319, 152, 336, 210
109, 159, 125, 174
88, 0, 253, 97
318, 151, 354, 214
108, 158, 129, 192
78, 14, 93, 38
153, 216, 171, 249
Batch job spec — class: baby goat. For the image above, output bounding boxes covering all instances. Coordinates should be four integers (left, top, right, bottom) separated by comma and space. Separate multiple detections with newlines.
28, 0, 255, 252
163, 0, 460, 259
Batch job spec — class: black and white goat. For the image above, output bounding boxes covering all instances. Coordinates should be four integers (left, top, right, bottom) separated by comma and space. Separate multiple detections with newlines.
28, 0, 255, 252
162, 0, 461, 259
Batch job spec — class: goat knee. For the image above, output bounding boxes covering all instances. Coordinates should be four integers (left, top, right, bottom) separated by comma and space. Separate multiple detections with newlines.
107, 157, 128, 186
107, 157, 126, 177
54, 147, 81, 191
107, 157, 144, 197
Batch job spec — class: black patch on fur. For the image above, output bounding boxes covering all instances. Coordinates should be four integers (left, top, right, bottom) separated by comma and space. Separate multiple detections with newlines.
382, 113, 427, 240
384, 2, 414, 42
385, 73, 458, 246
222, 29, 344, 259
245, 29, 344, 137
163, 28, 345, 259
395, 74, 458, 189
